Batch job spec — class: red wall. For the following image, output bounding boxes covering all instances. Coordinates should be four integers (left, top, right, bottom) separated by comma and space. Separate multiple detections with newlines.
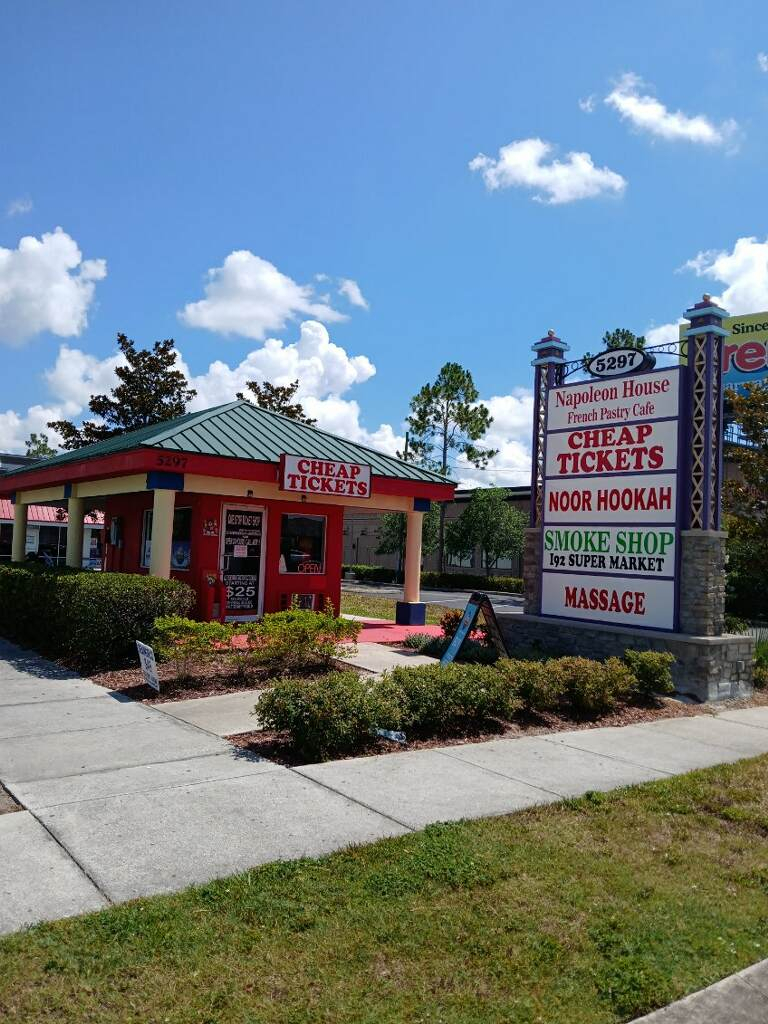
102, 491, 343, 619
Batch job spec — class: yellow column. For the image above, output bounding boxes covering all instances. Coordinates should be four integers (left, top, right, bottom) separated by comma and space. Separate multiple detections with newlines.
65, 497, 85, 568
403, 511, 423, 603
11, 502, 28, 563
149, 489, 175, 579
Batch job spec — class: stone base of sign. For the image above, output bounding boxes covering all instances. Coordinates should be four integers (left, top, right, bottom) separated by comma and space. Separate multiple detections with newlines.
680, 530, 727, 636
497, 612, 754, 703
523, 529, 542, 615
395, 601, 426, 626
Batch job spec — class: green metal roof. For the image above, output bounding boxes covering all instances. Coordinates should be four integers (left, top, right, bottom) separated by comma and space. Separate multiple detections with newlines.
7, 400, 452, 485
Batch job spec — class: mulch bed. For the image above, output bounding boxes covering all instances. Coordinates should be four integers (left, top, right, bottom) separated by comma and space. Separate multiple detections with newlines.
89, 657, 273, 704
0, 784, 20, 814
227, 694, 734, 768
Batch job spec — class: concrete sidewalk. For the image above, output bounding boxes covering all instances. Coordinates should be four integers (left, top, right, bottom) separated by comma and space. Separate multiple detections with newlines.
631, 958, 768, 1022
4, 637, 768, 940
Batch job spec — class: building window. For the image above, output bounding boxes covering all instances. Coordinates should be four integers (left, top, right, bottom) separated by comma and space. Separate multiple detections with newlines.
141, 507, 192, 570
279, 514, 325, 574
448, 552, 474, 569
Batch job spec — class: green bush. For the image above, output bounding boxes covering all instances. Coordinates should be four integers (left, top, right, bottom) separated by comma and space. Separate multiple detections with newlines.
754, 666, 768, 690
257, 671, 398, 760
622, 650, 675, 701
153, 616, 235, 679
0, 565, 195, 669
549, 656, 633, 716
497, 658, 562, 712
377, 663, 518, 735
340, 564, 523, 594
239, 608, 359, 675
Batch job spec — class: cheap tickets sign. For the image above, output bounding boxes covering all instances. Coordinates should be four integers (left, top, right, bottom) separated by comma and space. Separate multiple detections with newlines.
281, 454, 372, 498
540, 366, 681, 630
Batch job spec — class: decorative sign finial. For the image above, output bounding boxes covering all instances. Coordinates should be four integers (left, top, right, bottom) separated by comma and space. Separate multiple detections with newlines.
547, 329, 556, 337
702, 293, 712, 303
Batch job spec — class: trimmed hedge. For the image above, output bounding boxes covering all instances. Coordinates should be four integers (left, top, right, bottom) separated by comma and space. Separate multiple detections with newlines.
0, 565, 195, 670
258, 648, 679, 760
342, 564, 523, 594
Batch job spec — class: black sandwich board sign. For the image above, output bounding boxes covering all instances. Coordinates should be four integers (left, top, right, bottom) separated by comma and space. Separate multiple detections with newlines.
440, 593, 508, 665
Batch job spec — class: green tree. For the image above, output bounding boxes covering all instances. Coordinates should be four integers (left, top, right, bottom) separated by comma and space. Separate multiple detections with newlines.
237, 379, 316, 425
48, 334, 196, 450
583, 327, 647, 369
446, 488, 526, 576
25, 432, 56, 458
405, 363, 498, 571
375, 504, 440, 579
724, 381, 768, 617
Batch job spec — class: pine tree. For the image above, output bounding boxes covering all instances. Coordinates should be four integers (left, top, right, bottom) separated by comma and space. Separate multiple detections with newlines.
237, 379, 316, 425
405, 362, 497, 571
48, 334, 196, 449
25, 432, 56, 458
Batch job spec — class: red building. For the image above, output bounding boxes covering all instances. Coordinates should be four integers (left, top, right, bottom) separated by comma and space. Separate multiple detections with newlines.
0, 401, 454, 623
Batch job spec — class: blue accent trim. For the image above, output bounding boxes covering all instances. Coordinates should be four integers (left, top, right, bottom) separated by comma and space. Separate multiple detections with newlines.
146, 471, 184, 491
531, 356, 567, 367
9, 493, 16, 505
63, 483, 72, 499
413, 498, 431, 512
395, 601, 426, 626
532, 339, 569, 352
684, 325, 729, 338
684, 305, 729, 319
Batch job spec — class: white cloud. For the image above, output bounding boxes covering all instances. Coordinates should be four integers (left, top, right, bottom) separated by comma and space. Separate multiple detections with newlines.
43, 344, 124, 414
604, 72, 738, 147
338, 278, 370, 310
6, 198, 33, 217
758, 53, 768, 73
183, 320, 375, 410
681, 236, 768, 313
469, 138, 626, 205
0, 227, 107, 346
452, 390, 535, 488
578, 95, 596, 113
179, 251, 348, 340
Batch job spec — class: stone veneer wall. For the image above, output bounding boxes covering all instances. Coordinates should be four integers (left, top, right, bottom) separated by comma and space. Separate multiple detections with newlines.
497, 613, 754, 703
679, 531, 727, 636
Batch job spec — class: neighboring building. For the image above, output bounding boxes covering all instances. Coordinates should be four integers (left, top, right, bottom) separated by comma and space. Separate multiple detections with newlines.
0, 401, 454, 623
0, 453, 38, 475
0, 500, 104, 567
343, 486, 531, 577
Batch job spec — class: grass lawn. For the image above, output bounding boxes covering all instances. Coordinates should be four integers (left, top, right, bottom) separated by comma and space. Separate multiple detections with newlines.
3, 759, 768, 1023
340, 589, 446, 624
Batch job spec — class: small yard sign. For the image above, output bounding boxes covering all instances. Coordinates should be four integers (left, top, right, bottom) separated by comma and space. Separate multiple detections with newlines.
136, 640, 160, 693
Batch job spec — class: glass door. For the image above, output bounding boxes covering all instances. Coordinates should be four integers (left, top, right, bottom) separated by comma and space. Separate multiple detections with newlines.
220, 506, 265, 621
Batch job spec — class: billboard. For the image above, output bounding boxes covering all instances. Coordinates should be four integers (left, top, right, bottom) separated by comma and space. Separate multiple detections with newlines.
540, 367, 681, 631
679, 310, 768, 389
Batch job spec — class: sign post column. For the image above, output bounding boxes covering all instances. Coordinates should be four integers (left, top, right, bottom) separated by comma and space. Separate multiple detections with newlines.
525, 330, 568, 614
680, 294, 729, 636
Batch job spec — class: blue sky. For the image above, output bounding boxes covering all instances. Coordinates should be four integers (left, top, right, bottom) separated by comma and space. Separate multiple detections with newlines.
1, 0, 767, 483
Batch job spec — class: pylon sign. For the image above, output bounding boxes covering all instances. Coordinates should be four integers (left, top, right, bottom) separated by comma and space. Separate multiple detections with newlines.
540, 365, 682, 631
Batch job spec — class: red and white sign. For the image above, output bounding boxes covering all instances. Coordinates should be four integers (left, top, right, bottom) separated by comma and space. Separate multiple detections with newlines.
280, 454, 372, 498
544, 472, 677, 524
547, 368, 680, 431
541, 572, 676, 631
545, 419, 678, 477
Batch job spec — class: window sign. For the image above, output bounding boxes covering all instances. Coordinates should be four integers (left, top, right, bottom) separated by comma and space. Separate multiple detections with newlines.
541, 367, 682, 631
141, 508, 192, 570
279, 514, 325, 574
221, 507, 263, 618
